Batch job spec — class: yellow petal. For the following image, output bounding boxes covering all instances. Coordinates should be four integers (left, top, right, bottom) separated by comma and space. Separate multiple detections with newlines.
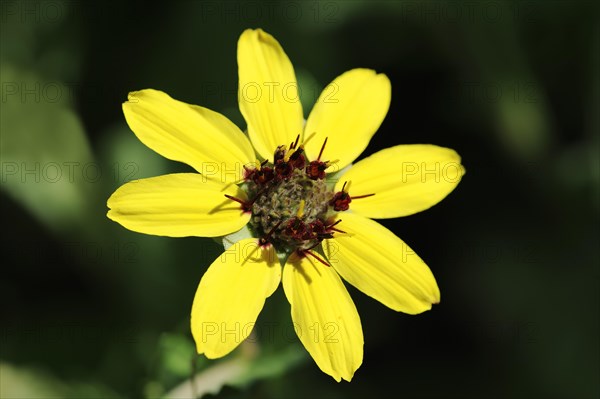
282, 255, 363, 382
324, 213, 439, 314
237, 29, 304, 160
336, 144, 465, 218
107, 173, 250, 237
191, 239, 281, 358
304, 69, 391, 170
123, 89, 255, 183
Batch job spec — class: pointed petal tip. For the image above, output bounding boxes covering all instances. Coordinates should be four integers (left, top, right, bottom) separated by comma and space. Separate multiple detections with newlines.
322, 368, 348, 383
105, 174, 250, 237
326, 213, 444, 314
399, 296, 441, 315
336, 144, 464, 218
240, 27, 271, 40
121, 89, 254, 181
239, 28, 271, 46
304, 68, 391, 169
192, 339, 229, 360
326, 363, 361, 383
282, 259, 363, 385
237, 26, 303, 160
124, 89, 153, 104
190, 239, 280, 359
201, 347, 230, 360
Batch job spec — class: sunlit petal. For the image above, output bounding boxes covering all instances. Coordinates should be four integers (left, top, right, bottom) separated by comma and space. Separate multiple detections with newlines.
336, 144, 464, 218
324, 213, 440, 314
107, 173, 250, 237
304, 69, 391, 170
238, 29, 304, 160
282, 255, 363, 382
192, 239, 281, 358
123, 89, 255, 183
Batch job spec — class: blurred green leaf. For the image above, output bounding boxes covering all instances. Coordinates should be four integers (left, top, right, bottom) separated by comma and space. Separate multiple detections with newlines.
229, 344, 307, 388
0, 64, 94, 232
98, 123, 169, 186
0, 362, 120, 399
163, 341, 306, 399
495, 90, 551, 161
159, 333, 197, 378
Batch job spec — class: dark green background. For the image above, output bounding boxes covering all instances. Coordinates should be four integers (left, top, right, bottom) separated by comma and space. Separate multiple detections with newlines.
1, 0, 598, 398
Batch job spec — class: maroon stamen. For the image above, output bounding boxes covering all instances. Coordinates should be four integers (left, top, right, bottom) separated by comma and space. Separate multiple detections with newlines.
329, 182, 375, 211
274, 145, 287, 163
290, 134, 301, 150
224, 186, 269, 212
327, 219, 342, 228
330, 191, 351, 211
259, 220, 283, 246
325, 219, 346, 234
244, 159, 275, 184
301, 249, 331, 267
274, 160, 293, 179
305, 161, 327, 180
249, 188, 268, 205
253, 166, 275, 184
224, 194, 251, 212
317, 137, 328, 161
351, 193, 375, 200
289, 147, 306, 169
285, 217, 307, 240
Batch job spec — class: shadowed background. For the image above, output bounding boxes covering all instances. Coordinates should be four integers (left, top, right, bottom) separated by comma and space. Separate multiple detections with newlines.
1, 0, 598, 398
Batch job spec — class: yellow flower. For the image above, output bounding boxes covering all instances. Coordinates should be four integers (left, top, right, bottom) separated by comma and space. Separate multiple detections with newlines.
107, 28, 464, 382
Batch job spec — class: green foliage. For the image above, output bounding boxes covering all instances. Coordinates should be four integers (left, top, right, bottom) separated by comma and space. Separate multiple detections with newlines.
1, 1, 598, 398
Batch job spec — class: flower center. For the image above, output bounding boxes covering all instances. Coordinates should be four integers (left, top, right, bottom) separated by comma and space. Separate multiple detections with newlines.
224, 136, 373, 263
238, 136, 340, 256
250, 168, 331, 251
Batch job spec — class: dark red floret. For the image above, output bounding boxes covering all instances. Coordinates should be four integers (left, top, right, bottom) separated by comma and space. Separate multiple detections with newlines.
306, 161, 327, 180
330, 191, 351, 211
